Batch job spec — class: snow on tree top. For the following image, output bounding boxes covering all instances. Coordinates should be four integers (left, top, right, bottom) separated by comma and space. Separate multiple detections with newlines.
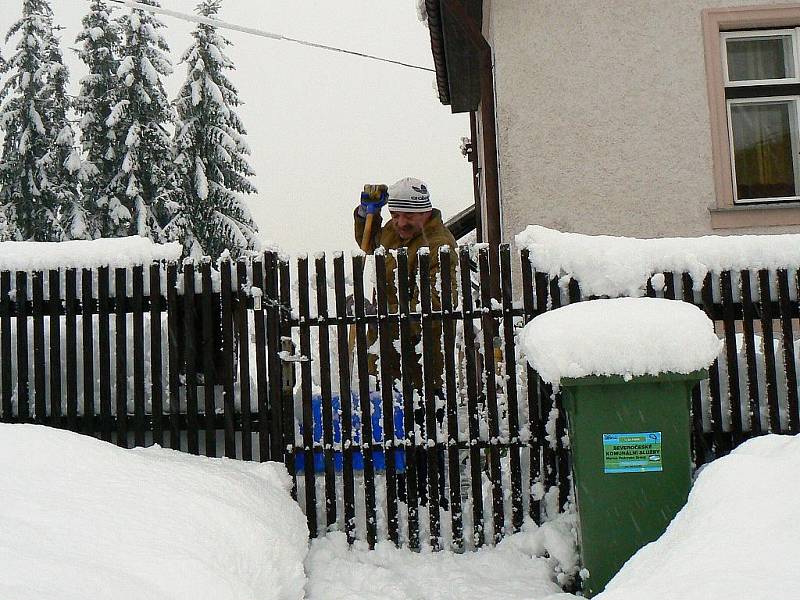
516, 225, 800, 298
0, 237, 182, 272
518, 297, 723, 386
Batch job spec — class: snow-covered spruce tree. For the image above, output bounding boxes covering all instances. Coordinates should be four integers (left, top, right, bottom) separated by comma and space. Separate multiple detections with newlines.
0, 0, 83, 241
167, 0, 259, 260
74, 0, 125, 238
107, 0, 174, 240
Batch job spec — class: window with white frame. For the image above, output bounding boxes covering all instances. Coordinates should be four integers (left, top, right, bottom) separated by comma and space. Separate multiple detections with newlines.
722, 29, 800, 203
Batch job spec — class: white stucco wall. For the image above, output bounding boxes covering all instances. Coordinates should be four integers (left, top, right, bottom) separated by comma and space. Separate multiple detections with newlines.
486, 0, 800, 242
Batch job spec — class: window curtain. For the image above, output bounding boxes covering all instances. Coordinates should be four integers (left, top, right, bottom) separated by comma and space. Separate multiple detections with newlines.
731, 103, 796, 199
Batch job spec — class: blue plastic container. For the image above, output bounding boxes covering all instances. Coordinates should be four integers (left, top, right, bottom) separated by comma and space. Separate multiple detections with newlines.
294, 391, 406, 473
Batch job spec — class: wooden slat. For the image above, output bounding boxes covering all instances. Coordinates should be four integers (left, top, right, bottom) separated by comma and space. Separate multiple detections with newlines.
547, 276, 570, 512
418, 250, 442, 549
314, 254, 337, 530
251, 259, 269, 461
353, 253, 378, 548
477, 247, 504, 542
220, 259, 236, 458
47, 269, 62, 420
700, 273, 725, 454
757, 270, 782, 433
398, 249, 420, 550
739, 270, 762, 437
277, 257, 293, 476
114, 268, 128, 447
132, 265, 146, 447
534, 273, 556, 495
183, 261, 199, 454
297, 255, 318, 537
200, 259, 216, 457
16, 271, 30, 421
683, 273, 708, 466
458, 246, 483, 548
149, 264, 163, 447
500, 245, 523, 533
82, 268, 95, 436
720, 271, 743, 446
32, 271, 45, 421
166, 263, 181, 449
439, 248, 463, 550
0, 271, 12, 420
65, 269, 79, 431
98, 267, 112, 442
333, 252, 357, 545
236, 259, 253, 460
520, 249, 541, 524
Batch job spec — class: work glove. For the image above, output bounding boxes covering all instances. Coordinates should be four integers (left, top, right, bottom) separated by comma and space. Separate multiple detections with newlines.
359, 184, 388, 216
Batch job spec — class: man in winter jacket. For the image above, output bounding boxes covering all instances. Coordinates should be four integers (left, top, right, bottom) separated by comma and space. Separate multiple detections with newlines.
354, 177, 457, 506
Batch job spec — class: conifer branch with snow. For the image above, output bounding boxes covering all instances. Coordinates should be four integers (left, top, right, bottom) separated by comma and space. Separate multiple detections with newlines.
166, 0, 259, 260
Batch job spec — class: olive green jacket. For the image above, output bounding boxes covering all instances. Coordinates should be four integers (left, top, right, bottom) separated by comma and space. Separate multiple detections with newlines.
354, 208, 457, 390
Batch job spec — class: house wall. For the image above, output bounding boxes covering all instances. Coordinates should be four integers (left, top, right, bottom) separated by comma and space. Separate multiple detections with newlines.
485, 0, 800, 243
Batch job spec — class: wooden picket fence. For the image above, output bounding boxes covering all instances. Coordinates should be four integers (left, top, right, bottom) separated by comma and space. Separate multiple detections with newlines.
1, 244, 799, 552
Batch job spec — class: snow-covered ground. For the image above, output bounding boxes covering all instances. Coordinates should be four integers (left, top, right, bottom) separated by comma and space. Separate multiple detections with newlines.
1, 424, 798, 599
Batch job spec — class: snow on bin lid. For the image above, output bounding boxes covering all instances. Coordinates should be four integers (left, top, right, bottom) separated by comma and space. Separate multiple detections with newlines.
0, 236, 182, 272
518, 297, 723, 386
515, 225, 800, 298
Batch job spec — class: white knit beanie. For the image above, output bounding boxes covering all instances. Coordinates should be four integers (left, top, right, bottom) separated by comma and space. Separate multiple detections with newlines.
387, 177, 432, 213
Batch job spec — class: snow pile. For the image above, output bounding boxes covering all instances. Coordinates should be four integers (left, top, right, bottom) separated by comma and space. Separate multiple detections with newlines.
519, 298, 723, 385
597, 433, 800, 600
516, 225, 800, 298
305, 516, 577, 600
0, 236, 182, 272
0, 425, 308, 600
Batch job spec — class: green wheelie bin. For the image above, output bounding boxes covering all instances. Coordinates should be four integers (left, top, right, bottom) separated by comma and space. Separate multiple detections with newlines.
560, 370, 705, 597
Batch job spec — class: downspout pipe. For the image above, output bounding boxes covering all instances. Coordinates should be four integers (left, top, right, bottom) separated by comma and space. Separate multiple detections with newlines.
438, 0, 501, 253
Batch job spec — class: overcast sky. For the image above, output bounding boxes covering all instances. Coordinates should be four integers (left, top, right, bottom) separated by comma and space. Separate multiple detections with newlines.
1, 0, 473, 253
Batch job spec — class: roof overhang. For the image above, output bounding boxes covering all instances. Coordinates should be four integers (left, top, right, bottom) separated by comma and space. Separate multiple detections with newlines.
425, 0, 483, 114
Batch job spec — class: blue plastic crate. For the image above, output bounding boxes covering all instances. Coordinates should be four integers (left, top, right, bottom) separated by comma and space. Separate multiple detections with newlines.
294, 391, 406, 473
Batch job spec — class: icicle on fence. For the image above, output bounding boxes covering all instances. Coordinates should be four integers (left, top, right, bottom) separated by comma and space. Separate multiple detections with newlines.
2, 247, 800, 551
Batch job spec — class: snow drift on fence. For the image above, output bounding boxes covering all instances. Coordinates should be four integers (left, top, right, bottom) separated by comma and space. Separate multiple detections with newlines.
596, 433, 800, 600
519, 298, 723, 386
0, 236, 182, 272
0, 424, 308, 600
516, 226, 800, 298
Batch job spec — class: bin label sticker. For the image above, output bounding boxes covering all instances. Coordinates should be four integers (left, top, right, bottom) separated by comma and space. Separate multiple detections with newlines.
603, 432, 662, 473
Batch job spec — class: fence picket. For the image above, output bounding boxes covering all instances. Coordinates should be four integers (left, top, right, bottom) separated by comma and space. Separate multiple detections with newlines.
478, 247, 505, 543
682, 273, 707, 466
132, 266, 146, 447
700, 273, 726, 454
353, 253, 378, 549
0, 271, 11, 420
166, 263, 181, 450
16, 271, 30, 421
720, 271, 743, 447
520, 250, 541, 524
220, 259, 236, 458
458, 246, 483, 549
251, 259, 268, 461
82, 268, 95, 436
98, 267, 112, 442
757, 270, 781, 434
776, 269, 799, 434
183, 261, 199, 455
297, 255, 318, 537
200, 260, 216, 457
739, 270, 762, 437
114, 268, 128, 447
236, 259, 253, 461
314, 254, 337, 530
440, 248, 463, 550
32, 271, 45, 421
149, 264, 163, 447
47, 269, 64, 426
333, 252, 357, 545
